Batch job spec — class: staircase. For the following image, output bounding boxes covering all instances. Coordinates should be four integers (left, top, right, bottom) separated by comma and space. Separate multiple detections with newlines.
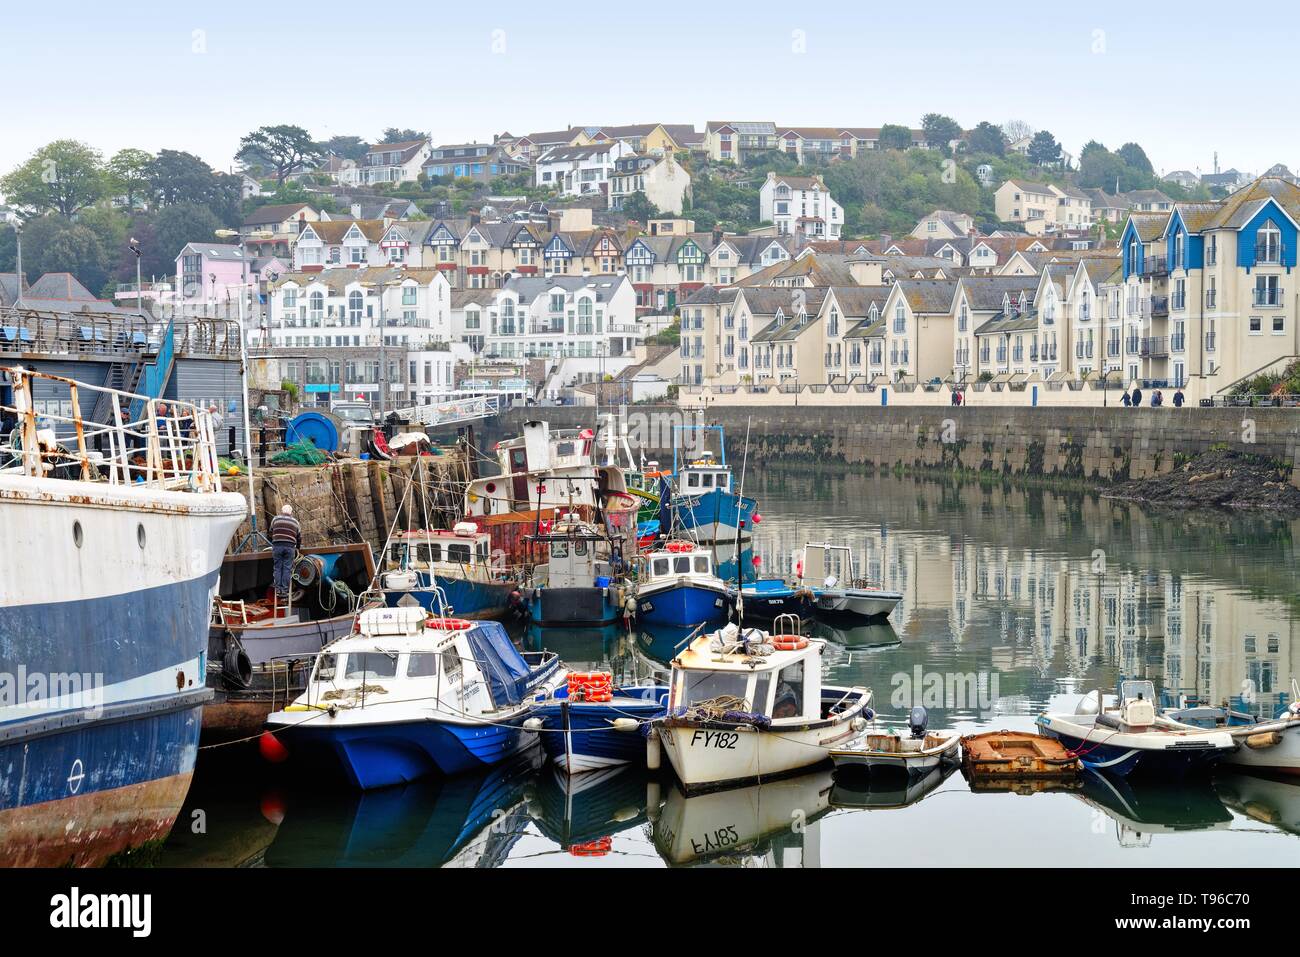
127, 321, 178, 422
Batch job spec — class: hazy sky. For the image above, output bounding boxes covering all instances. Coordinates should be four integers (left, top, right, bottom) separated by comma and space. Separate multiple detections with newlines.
1, 1, 1290, 179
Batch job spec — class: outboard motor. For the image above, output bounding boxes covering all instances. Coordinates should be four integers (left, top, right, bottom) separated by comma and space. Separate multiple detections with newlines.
908, 706, 929, 739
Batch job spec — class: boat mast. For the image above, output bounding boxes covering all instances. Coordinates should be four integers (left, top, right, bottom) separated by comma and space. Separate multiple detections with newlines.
732, 416, 752, 626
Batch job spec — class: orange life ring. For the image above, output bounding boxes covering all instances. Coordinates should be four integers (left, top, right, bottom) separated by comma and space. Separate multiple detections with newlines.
665, 541, 695, 553
425, 617, 473, 631
771, 636, 809, 651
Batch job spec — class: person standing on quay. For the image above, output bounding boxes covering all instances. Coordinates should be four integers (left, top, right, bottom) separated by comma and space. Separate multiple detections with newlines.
1131, 387, 1143, 408
270, 504, 302, 604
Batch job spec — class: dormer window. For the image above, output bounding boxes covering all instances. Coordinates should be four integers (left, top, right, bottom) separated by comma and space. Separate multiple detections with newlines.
1258, 220, 1282, 264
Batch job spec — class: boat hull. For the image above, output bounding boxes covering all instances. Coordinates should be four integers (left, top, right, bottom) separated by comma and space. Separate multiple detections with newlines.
0, 476, 245, 864
815, 589, 902, 623
1037, 716, 1233, 778
534, 690, 667, 773
527, 586, 621, 626
383, 574, 516, 620
1223, 723, 1300, 774
671, 489, 756, 543
657, 688, 870, 792
637, 580, 732, 627
738, 583, 817, 622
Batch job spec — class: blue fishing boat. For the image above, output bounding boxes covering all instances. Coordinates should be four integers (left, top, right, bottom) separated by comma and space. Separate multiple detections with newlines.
634, 541, 733, 627
381, 523, 519, 619
265, 608, 565, 789
0, 368, 246, 866
738, 578, 818, 621
529, 679, 668, 773
665, 425, 757, 543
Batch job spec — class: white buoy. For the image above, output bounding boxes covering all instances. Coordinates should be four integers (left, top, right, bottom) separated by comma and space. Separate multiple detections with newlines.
645, 731, 662, 770
645, 780, 661, 822
523, 717, 543, 731
611, 717, 639, 733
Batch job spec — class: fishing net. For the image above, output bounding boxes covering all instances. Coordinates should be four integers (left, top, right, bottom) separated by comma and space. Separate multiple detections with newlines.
271, 440, 330, 467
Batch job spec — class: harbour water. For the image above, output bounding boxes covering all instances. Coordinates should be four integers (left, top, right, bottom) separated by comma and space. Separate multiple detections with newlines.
162, 470, 1300, 867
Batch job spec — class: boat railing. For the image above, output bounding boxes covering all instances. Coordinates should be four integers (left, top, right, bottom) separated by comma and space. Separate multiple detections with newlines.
0, 364, 223, 492
773, 613, 803, 637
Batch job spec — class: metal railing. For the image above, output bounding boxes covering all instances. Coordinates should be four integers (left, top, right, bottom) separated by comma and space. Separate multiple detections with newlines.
1253, 287, 1284, 307
1140, 336, 1169, 357
0, 365, 223, 491
0, 308, 240, 361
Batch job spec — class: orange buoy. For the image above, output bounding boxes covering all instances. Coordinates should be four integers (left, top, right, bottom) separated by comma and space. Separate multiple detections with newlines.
425, 617, 473, 630
259, 731, 289, 763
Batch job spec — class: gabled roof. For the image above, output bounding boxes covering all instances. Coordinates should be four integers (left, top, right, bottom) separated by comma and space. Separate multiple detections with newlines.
892, 279, 959, 314
23, 272, 98, 301
242, 203, 314, 227
956, 276, 1038, 312
300, 220, 386, 244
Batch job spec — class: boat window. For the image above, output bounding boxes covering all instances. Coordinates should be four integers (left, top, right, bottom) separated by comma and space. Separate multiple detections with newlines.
652, 558, 670, 576
687, 473, 700, 488
694, 556, 710, 575
416, 543, 441, 564
773, 661, 804, 719
682, 670, 751, 708
551, 541, 570, 559
573, 539, 588, 556
389, 544, 406, 565
344, 652, 399, 680
555, 441, 575, 457
476, 543, 488, 562
751, 672, 772, 714
674, 556, 691, 574
447, 543, 471, 564
406, 653, 438, 678
443, 649, 463, 682
701, 472, 714, 487
715, 473, 729, 490
314, 654, 337, 681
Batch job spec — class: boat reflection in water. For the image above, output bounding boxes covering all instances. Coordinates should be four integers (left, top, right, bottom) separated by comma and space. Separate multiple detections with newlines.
526, 764, 650, 853
262, 749, 542, 867
1074, 770, 1231, 848
651, 768, 833, 867
810, 618, 900, 649
830, 763, 957, 810
1216, 772, 1300, 837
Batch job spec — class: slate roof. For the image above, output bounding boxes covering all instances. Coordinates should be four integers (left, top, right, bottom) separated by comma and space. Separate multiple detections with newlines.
242, 203, 314, 227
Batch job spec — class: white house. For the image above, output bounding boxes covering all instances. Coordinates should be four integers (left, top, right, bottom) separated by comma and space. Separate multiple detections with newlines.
759, 172, 843, 241
609, 153, 693, 214
535, 141, 633, 198
479, 275, 640, 363
338, 139, 432, 187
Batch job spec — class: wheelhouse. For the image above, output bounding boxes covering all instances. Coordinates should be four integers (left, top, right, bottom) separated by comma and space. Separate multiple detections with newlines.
668, 633, 825, 723
528, 518, 614, 588
387, 523, 495, 579
645, 545, 715, 581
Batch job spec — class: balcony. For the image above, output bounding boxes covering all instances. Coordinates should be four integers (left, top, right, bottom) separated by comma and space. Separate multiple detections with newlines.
1141, 256, 1169, 277
1171, 292, 1186, 311
1205, 333, 1216, 352
1255, 244, 1283, 265
1253, 286, 1284, 307
1012, 348, 1024, 363
1141, 336, 1169, 358
1148, 296, 1169, 318
1205, 290, 1217, 309
1029, 347, 1039, 361
1171, 334, 1186, 352
1126, 337, 1140, 354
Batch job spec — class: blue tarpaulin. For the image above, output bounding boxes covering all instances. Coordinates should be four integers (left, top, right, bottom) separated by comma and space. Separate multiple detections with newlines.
466, 621, 531, 708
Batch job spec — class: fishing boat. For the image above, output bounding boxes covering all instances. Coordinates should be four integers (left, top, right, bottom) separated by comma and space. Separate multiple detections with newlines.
652, 618, 873, 792
1163, 685, 1300, 776
633, 540, 733, 627
381, 523, 518, 619
1037, 679, 1235, 778
264, 607, 565, 789
830, 762, 956, 810
0, 366, 246, 866
738, 577, 818, 622
829, 706, 960, 777
462, 421, 638, 566
205, 542, 377, 741
522, 514, 624, 626
793, 542, 902, 624
665, 425, 756, 543
527, 672, 669, 773
528, 763, 651, 854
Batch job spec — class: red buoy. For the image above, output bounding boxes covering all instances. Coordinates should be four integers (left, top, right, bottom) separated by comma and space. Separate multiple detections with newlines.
259, 731, 289, 764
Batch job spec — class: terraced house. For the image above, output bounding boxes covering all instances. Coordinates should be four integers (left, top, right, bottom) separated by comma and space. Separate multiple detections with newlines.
624, 233, 711, 313
1118, 174, 1300, 398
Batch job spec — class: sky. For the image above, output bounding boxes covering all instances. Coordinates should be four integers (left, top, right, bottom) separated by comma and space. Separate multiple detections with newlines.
0, 1, 1292, 180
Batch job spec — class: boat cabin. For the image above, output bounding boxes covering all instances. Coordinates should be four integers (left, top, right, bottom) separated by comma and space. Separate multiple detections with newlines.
643, 542, 717, 582
303, 607, 540, 714
796, 542, 861, 587
387, 523, 497, 581
679, 457, 732, 494
529, 517, 615, 588
668, 629, 826, 723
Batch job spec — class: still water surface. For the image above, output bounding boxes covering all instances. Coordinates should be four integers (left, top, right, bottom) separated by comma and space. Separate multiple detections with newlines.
164, 471, 1300, 867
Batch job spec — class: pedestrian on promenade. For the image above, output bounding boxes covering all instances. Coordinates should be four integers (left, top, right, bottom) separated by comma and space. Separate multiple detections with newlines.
1132, 387, 1143, 407
1121, 389, 1131, 407
1173, 389, 1185, 408
270, 504, 302, 603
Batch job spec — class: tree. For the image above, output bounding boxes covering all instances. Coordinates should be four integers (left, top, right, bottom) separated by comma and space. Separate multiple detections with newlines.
1116, 143, 1154, 178
150, 203, 222, 275
878, 124, 913, 150
147, 150, 240, 224
19, 215, 111, 293
921, 114, 963, 156
1079, 140, 1107, 163
237, 125, 322, 185
1027, 130, 1062, 167
1001, 119, 1034, 145
379, 128, 426, 144
324, 135, 370, 162
1, 140, 104, 217
966, 121, 1007, 157
105, 149, 154, 210
621, 191, 660, 224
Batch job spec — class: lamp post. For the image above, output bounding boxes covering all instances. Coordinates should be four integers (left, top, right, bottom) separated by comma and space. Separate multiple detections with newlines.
9, 220, 23, 306
128, 237, 143, 314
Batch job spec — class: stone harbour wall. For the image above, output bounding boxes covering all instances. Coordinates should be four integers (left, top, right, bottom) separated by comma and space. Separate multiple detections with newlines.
471, 405, 1300, 488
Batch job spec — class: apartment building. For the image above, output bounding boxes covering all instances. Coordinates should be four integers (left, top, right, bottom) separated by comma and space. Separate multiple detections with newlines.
995, 180, 1094, 235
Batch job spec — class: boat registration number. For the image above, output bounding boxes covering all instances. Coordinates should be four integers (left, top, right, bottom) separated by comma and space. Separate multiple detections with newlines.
690, 729, 739, 749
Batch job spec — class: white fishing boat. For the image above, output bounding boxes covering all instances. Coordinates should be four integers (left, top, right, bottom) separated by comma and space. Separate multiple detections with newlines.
652, 617, 873, 792
1163, 679, 1300, 776
830, 706, 960, 777
1037, 679, 1235, 778
793, 542, 902, 623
